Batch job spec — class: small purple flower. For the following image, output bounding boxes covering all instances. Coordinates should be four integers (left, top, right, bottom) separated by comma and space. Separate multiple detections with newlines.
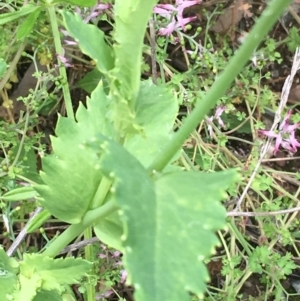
56, 49, 74, 68
120, 269, 128, 284
98, 253, 107, 259
76, 2, 112, 23
207, 105, 226, 137
154, 0, 200, 36
158, 19, 178, 36
259, 110, 300, 155
176, 0, 200, 28
112, 251, 121, 258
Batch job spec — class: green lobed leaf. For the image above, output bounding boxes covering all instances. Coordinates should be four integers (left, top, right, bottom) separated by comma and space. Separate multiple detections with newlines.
84, 135, 155, 252
94, 210, 123, 250
33, 289, 62, 301
0, 247, 19, 301
34, 83, 114, 224
19, 254, 92, 291
14, 274, 42, 301
125, 80, 178, 167
121, 170, 239, 301
86, 137, 238, 300
61, 10, 114, 75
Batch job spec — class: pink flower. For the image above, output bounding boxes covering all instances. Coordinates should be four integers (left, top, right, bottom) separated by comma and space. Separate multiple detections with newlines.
259, 110, 300, 154
56, 49, 74, 68
158, 19, 178, 36
76, 2, 111, 23
154, 0, 200, 36
112, 251, 121, 258
120, 270, 128, 283
176, 0, 200, 28
206, 106, 226, 137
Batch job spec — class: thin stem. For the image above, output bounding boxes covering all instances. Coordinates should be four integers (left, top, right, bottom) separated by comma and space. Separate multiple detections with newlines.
7, 207, 43, 257
92, 177, 112, 209
147, 0, 291, 173
47, 5, 74, 119
11, 108, 30, 167
84, 227, 95, 301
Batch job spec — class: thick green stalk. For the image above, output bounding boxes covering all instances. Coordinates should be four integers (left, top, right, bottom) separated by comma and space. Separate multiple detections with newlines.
47, 5, 74, 119
42, 200, 117, 257
147, 0, 292, 173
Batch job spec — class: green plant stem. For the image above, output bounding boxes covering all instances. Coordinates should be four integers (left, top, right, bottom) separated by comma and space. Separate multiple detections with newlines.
228, 220, 252, 257
147, 0, 291, 173
42, 200, 117, 257
92, 177, 112, 208
47, 5, 74, 119
84, 227, 95, 301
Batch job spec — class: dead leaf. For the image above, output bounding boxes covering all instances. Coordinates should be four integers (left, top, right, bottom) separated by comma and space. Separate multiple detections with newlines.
288, 85, 300, 103
238, 2, 253, 18
210, 0, 250, 34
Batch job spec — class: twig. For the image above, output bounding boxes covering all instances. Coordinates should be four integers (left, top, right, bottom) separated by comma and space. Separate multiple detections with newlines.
228, 206, 300, 217
7, 207, 43, 257
234, 48, 300, 211
59, 237, 100, 255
